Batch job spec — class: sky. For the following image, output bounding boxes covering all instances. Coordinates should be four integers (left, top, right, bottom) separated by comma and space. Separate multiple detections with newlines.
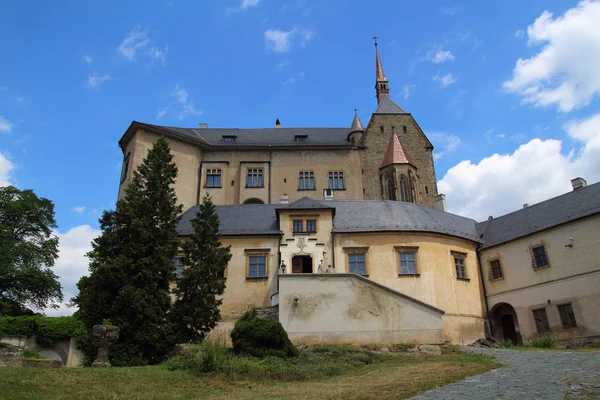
1, 0, 599, 316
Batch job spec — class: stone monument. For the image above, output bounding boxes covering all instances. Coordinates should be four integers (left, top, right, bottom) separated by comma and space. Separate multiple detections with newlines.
91, 325, 119, 367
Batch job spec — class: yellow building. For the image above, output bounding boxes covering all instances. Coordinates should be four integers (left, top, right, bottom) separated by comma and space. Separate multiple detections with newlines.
116, 43, 600, 346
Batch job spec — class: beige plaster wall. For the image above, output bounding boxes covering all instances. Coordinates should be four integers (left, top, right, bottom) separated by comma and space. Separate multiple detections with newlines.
332, 232, 486, 344
278, 274, 444, 345
278, 209, 334, 272
118, 129, 203, 211
482, 216, 600, 340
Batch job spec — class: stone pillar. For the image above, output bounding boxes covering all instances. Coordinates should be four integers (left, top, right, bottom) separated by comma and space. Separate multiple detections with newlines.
92, 325, 119, 367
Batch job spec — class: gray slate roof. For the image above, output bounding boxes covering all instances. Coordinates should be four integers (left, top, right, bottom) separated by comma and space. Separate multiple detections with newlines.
177, 198, 480, 242
178, 204, 281, 236
477, 182, 600, 250
137, 123, 353, 147
375, 96, 407, 114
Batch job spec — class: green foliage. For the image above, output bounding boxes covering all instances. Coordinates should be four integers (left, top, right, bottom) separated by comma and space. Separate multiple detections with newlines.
0, 316, 85, 347
230, 310, 298, 358
499, 339, 515, 348
524, 335, 555, 348
171, 194, 231, 343
72, 137, 183, 366
166, 342, 387, 381
0, 186, 62, 314
23, 349, 40, 359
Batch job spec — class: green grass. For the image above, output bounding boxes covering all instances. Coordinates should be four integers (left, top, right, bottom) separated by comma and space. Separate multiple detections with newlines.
0, 346, 500, 400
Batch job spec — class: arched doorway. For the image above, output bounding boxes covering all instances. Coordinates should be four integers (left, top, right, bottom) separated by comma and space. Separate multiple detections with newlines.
490, 302, 521, 344
291, 255, 313, 273
243, 198, 265, 204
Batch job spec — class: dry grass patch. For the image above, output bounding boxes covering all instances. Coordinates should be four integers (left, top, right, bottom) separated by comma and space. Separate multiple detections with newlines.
0, 349, 499, 400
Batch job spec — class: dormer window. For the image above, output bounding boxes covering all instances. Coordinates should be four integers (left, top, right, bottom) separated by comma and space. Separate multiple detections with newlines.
222, 135, 237, 142
294, 135, 308, 142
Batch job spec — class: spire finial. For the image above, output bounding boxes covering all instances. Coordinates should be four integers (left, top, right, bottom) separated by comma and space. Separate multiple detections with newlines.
354, 108, 357, 116
373, 36, 378, 47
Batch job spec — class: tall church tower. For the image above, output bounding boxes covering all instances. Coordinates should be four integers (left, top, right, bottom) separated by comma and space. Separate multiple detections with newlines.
358, 40, 439, 207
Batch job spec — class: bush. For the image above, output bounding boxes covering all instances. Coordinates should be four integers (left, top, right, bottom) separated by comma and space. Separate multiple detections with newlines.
0, 316, 85, 347
165, 341, 229, 373
230, 310, 298, 358
525, 335, 555, 348
23, 349, 41, 359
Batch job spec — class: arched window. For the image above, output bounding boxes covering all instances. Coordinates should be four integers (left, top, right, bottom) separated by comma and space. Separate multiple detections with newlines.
387, 179, 396, 201
400, 174, 412, 203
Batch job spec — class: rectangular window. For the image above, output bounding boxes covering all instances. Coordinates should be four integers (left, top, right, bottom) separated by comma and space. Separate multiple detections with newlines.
171, 258, 184, 280
328, 171, 345, 190
298, 171, 315, 190
293, 220, 303, 232
248, 255, 267, 278
206, 169, 222, 188
348, 253, 366, 275
306, 220, 316, 232
532, 245, 550, 269
454, 254, 468, 279
120, 153, 130, 183
398, 251, 418, 275
489, 259, 503, 280
533, 308, 551, 334
294, 135, 308, 142
558, 303, 577, 329
221, 135, 237, 142
246, 168, 264, 188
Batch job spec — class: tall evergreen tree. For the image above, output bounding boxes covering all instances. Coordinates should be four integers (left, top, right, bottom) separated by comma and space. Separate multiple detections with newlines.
171, 194, 231, 343
73, 137, 183, 366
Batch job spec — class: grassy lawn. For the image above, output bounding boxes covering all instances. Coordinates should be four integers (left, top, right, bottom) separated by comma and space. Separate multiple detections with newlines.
0, 347, 499, 400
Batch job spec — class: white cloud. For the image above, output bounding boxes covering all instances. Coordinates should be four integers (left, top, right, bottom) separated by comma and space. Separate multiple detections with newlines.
88, 73, 112, 88
514, 29, 525, 39
503, 1, 600, 111
283, 72, 305, 85
45, 225, 101, 316
433, 73, 457, 87
149, 45, 168, 66
403, 84, 415, 99
264, 28, 314, 53
0, 116, 12, 132
425, 48, 455, 63
228, 0, 260, 12
0, 152, 15, 186
16, 96, 25, 103
84, 55, 93, 64
118, 26, 150, 61
438, 112, 600, 220
72, 206, 86, 213
157, 83, 202, 120
429, 132, 461, 160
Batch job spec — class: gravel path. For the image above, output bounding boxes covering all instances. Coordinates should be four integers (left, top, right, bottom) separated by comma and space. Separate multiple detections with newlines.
409, 347, 600, 400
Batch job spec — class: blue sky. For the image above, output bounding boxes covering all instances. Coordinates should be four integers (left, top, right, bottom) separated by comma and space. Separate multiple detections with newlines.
1, 0, 599, 315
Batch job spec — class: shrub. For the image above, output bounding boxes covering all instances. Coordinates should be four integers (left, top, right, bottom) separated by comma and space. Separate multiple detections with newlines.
165, 341, 229, 373
525, 335, 555, 348
230, 310, 298, 358
23, 349, 40, 359
0, 316, 85, 347
499, 339, 514, 348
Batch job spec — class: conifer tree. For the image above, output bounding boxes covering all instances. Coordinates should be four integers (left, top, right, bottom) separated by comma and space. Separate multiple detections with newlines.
73, 137, 182, 366
171, 194, 231, 343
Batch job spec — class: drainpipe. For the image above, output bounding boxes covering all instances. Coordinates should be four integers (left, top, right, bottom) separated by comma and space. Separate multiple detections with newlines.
476, 244, 493, 338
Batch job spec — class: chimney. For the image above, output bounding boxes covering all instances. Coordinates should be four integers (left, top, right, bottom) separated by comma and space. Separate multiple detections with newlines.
275, 118, 281, 128
280, 194, 289, 204
523, 203, 529, 208
435, 194, 447, 212
571, 177, 587, 191
198, 123, 208, 129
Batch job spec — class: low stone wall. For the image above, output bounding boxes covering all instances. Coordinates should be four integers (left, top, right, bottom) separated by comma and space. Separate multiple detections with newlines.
0, 343, 23, 367
23, 359, 62, 368
561, 335, 600, 349
254, 306, 279, 320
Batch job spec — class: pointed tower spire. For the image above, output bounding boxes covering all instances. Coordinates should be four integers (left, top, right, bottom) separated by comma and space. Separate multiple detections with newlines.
374, 37, 390, 104
381, 129, 413, 168
350, 109, 365, 133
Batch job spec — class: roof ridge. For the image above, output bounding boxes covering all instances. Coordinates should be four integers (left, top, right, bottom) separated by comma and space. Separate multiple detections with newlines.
480, 181, 600, 223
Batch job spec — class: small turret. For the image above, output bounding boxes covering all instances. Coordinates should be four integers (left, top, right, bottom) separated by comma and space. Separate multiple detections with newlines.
348, 109, 365, 145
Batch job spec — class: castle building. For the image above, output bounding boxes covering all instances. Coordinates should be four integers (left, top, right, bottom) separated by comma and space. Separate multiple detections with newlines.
117, 44, 600, 346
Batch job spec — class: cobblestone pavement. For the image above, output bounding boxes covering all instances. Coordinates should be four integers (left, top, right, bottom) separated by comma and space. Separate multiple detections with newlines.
409, 347, 600, 400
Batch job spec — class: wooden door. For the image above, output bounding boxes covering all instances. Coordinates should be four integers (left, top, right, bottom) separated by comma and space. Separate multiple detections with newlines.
292, 256, 302, 273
